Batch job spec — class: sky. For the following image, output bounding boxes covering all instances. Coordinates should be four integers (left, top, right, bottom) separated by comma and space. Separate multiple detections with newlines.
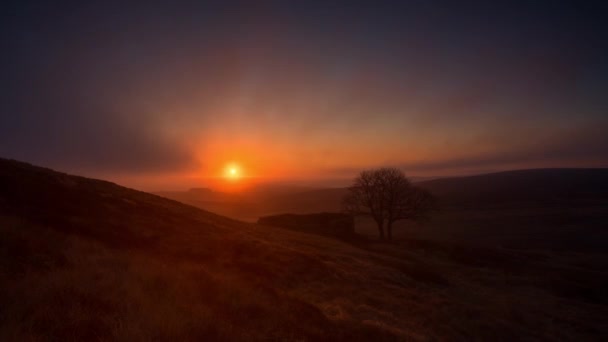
1, 1, 607, 190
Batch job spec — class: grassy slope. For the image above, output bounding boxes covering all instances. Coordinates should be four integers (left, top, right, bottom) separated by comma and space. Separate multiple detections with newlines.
1, 158, 608, 341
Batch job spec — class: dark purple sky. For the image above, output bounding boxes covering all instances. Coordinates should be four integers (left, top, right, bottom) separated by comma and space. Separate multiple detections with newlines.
1, 1, 607, 189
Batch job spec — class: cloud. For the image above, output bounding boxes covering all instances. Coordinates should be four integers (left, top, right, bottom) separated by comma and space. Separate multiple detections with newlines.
0, 101, 196, 174
320, 121, 608, 177
0, 50, 197, 174
400, 123, 608, 173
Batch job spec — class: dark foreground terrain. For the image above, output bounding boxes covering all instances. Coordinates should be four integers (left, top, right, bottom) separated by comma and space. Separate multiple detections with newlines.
1, 158, 608, 341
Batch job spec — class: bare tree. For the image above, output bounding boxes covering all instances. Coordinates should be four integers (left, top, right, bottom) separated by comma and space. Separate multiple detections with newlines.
342, 168, 436, 240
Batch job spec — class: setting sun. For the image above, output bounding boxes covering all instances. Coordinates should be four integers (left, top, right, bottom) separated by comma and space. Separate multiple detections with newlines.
224, 163, 241, 181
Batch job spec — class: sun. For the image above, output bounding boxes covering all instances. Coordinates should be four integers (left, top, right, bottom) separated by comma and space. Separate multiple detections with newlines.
224, 163, 241, 180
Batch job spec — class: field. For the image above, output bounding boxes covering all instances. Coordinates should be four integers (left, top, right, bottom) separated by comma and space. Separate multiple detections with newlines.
1, 159, 608, 340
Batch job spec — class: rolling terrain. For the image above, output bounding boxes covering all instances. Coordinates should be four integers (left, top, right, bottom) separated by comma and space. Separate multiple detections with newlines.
158, 169, 608, 250
1, 158, 608, 340
418, 168, 608, 206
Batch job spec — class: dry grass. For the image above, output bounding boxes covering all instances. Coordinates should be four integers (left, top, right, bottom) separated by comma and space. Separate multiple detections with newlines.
1, 158, 608, 341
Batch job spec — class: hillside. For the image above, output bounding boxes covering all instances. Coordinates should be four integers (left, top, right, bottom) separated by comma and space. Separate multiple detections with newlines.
1, 158, 608, 340
417, 168, 608, 206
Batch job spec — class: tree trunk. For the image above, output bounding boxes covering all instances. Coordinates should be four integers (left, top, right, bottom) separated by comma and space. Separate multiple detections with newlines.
387, 221, 393, 241
375, 219, 385, 240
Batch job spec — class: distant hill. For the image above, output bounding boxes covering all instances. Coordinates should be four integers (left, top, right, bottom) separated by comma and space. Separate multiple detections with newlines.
262, 168, 608, 210
156, 168, 608, 220
417, 168, 608, 206
3, 158, 607, 340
